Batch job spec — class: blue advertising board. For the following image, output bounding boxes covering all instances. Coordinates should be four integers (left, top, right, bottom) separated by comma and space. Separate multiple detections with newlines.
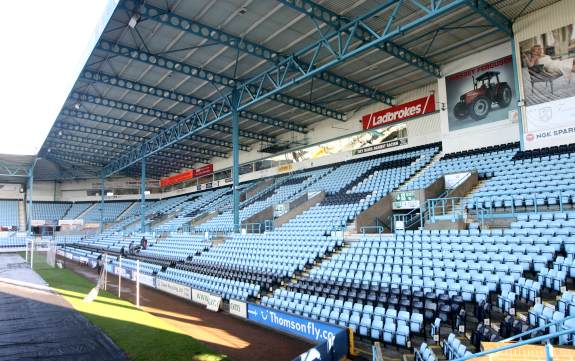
247, 303, 348, 361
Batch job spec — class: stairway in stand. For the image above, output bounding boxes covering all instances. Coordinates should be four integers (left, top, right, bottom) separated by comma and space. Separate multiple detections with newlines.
18, 198, 26, 231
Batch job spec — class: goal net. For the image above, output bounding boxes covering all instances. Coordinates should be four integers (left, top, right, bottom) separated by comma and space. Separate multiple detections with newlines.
26, 237, 57, 270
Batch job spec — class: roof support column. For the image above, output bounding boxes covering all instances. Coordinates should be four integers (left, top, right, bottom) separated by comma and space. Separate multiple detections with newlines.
232, 89, 240, 233
99, 176, 105, 234
140, 157, 146, 233
27, 168, 33, 235
511, 36, 525, 151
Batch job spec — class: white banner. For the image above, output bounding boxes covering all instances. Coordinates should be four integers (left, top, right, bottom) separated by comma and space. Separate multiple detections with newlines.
229, 299, 247, 318
192, 289, 222, 311
58, 219, 84, 226
444, 172, 471, 189
524, 97, 575, 149
65, 252, 73, 259
156, 278, 191, 299
138, 274, 155, 288
79, 256, 89, 264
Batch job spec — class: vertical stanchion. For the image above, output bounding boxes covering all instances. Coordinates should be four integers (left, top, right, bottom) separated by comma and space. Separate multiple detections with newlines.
25, 239, 29, 263
104, 253, 108, 291
31, 237, 34, 269
118, 256, 122, 298
136, 259, 140, 308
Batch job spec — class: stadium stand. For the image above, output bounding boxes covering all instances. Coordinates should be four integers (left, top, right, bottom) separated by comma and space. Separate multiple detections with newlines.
0, 200, 19, 228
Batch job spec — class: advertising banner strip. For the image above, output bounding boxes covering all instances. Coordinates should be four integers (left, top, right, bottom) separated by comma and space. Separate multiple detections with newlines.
160, 170, 194, 188
160, 164, 214, 187
247, 303, 343, 343
191, 289, 222, 311
229, 300, 247, 318
362, 95, 435, 130
353, 138, 407, 156
193, 164, 214, 178
155, 278, 191, 299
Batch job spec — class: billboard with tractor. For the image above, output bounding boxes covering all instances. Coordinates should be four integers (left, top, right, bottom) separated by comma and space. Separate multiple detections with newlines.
446, 56, 516, 131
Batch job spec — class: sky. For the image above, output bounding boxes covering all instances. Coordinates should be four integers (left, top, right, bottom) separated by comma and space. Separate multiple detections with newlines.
0, 0, 116, 155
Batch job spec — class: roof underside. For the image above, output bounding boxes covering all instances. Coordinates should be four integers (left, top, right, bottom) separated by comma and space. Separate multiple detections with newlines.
39, 0, 558, 180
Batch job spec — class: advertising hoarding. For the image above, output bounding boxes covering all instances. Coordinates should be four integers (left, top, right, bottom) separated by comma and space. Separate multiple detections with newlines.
520, 24, 575, 149
446, 56, 516, 131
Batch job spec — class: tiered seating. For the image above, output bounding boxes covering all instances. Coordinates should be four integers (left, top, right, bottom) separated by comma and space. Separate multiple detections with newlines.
402, 143, 517, 191
82, 201, 134, 222
31, 202, 71, 220
415, 343, 438, 361
0, 234, 26, 248
155, 188, 230, 232
139, 233, 210, 262
196, 169, 329, 232
157, 267, 259, 301
0, 200, 18, 228
442, 333, 472, 359
63, 202, 94, 219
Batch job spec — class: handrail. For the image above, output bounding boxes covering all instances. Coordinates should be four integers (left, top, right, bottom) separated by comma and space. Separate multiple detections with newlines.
360, 226, 384, 234
240, 222, 262, 233
451, 327, 575, 361
500, 314, 575, 343
427, 190, 568, 222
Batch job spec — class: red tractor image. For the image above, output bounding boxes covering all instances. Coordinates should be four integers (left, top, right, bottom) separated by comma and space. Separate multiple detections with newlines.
453, 71, 512, 121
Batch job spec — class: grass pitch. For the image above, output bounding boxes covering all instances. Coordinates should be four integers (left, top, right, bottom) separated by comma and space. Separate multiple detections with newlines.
34, 266, 229, 361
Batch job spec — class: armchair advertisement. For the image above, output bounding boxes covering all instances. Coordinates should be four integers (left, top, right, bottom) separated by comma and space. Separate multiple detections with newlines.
520, 24, 575, 149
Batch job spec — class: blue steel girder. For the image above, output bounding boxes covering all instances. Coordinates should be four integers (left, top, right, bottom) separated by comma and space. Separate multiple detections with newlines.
80, 70, 307, 133
103, 0, 466, 177
69, 91, 274, 144
123, 1, 394, 104
48, 153, 104, 168
95, 40, 345, 120
0, 161, 30, 177
51, 122, 243, 158
48, 148, 192, 175
50, 146, 200, 169
275, 0, 441, 77
45, 138, 206, 166
463, 0, 513, 37
53, 119, 234, 158
60, 108, 228, 158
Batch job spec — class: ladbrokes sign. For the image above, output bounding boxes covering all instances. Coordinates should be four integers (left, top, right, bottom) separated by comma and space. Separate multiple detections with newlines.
362, 95, 435, 130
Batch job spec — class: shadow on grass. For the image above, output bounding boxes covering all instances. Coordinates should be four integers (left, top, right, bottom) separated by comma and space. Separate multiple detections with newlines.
31, 266, 230, 361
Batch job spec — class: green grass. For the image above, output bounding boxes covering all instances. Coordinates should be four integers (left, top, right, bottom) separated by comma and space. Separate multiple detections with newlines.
34, 266, 229, 361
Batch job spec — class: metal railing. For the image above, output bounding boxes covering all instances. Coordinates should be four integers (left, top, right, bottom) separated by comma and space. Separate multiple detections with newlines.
241, 222, 262, 234
451, 327, 575, 361
425, 191, 570, 224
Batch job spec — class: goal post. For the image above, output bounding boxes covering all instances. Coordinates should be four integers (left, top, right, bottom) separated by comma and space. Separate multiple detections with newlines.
26, 237, 56, 270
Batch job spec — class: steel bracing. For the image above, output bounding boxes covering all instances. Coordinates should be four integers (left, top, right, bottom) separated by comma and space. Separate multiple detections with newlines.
102, 0, 477, 177
95, 40, 346, 120
275, 0, 441, 77
69, 91, 273, 144
79, 70, 308, 134
121, 1, 393, 104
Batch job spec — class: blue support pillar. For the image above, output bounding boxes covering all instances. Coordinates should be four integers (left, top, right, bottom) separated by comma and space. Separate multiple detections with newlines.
511, 36, 525, 150
27, 169, 33, 235
140, 157, 146, 233
232, 89, 240, 233
99, 176, 105, 234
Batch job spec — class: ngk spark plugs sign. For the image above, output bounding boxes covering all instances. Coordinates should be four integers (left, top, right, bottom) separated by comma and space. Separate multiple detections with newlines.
362, 95, 436, 130
519, 24, 575, 149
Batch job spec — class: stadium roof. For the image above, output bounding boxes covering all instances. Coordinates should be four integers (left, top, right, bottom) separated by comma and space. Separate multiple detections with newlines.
38, 0, 556, 180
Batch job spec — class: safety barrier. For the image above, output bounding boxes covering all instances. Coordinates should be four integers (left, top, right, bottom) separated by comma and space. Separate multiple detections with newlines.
243, 304, 348, 361
425, 191, 572, 225
451, 327, 575, 361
